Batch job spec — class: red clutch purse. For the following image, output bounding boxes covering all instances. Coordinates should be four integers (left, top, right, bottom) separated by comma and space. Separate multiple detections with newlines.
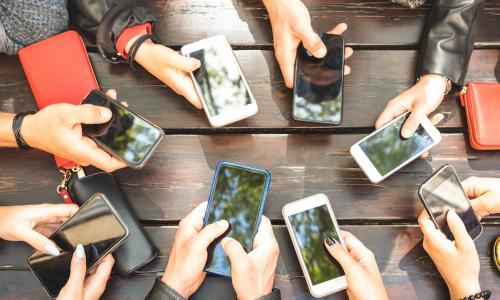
460, 82, 500, 150
18, 30, 99, 169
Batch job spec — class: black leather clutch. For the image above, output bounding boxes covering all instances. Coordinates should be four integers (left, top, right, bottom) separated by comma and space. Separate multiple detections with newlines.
68, 172, 157, 277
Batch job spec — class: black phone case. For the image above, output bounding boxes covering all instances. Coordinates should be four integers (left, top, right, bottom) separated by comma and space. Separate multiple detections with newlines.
68, 172, 157, 277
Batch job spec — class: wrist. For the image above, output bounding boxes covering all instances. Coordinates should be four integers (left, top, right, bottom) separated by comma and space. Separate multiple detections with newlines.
449, 280, 481, 299
419, 74, 451, 95
161, 273, 192, 299
19, 114, 38, 149
0, 113, 16, 147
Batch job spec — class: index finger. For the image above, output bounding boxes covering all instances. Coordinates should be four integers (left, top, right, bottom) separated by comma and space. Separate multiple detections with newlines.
77, 138, 127, 172
252, 216, 276, 250
275, 36, 297, 88
179, 201, 208, 232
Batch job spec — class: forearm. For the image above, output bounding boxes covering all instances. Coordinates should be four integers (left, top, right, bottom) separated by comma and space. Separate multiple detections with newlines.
418, 0, 486, 85
0, 112, 16, 147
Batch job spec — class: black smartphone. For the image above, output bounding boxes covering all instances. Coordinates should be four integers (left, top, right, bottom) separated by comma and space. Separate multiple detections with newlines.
418, 164, 482, 241
27, 193, 129, 297
293, 33, 344, 125
204, 161, 271, 277
81, 90, 165, 169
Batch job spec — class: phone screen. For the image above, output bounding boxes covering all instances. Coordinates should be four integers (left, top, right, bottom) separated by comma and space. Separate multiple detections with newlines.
359, 114, 435, 176
82, 91, 163, 167
293, 34, 344, 124
205, 163, 269, 275
288, 204, 344, 285
28, 194, 128, 297
420, 166, 482, 240
187, 40, 252, 117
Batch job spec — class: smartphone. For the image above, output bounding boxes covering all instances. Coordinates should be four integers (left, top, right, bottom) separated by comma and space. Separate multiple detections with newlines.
282, 194, 347, 298
181, 35, 258, 127
81, 90, 165, 169
293, 34, 344, 125
419, 164, 482, 240
28, 193, 129, 297
350, 112, 441, 183
203, 161, 271, 276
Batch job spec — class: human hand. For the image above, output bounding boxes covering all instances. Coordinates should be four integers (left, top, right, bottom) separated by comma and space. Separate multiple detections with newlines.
418, 210, 481, 299
221, 216, 279, 300
263, 0, 352, 88
462, 177, 500, 220
161, 202, 229, 298
324, 231, 388, 300
133, 39, 202, 109
21, 90, 127, 172
57, 244, 115, 300
0, 204, 78, 256
376, 74, 448, 138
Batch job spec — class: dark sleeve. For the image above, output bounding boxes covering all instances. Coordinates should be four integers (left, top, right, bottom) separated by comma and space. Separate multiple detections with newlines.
417, 0, 486, 86
67, 0, 156, 63
258, 289, 281, 300
145, 277, 186, 300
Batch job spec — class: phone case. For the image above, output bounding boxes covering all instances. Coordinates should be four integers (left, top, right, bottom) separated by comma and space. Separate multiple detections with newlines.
459, 82, 500, 150
18, 30, 99, 169
203, 161, 271, 277
68, 172, 157, 277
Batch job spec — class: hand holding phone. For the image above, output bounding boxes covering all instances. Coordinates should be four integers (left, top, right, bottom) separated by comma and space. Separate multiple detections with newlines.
81, 90, 165, 169
203, 162, 271, 276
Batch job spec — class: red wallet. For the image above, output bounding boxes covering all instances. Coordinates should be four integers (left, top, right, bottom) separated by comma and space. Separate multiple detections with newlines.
460, 82, 500, 150
18, 30, 99, 169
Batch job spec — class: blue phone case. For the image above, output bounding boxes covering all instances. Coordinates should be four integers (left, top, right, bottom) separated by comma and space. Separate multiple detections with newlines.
203, 161, 271, 277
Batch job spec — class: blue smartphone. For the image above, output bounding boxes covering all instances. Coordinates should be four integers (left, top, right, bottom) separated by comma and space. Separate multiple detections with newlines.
203, 161, 271, 277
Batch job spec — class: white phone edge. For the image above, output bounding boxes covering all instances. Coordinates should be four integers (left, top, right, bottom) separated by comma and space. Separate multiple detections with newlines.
180, 35, 258, 127
350, 112, 442, 184
282, 193, 348, 298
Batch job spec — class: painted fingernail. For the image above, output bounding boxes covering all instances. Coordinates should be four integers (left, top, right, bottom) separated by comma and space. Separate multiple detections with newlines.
401, 128, 412, 139
44, 244, 60, 256
326, 235, 337, 246
315, 46, 327, 58
100, 107, 112, 120
75, 244, 85, 259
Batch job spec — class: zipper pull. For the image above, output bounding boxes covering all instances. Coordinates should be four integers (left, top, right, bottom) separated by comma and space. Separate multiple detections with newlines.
72, 165, 86, 179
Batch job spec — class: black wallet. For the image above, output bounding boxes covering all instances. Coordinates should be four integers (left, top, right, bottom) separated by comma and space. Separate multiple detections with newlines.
68, 172, 157, 277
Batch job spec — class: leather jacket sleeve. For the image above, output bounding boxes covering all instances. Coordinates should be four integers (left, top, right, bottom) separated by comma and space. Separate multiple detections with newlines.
67, 0, 156, 63
417, 0, 486, 86
145, 277, 282, 300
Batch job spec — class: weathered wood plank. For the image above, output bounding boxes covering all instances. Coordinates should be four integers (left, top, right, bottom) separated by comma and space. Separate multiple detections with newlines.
1, 50, 499, 130
148, 0, 500, 47
0, 225, 498, 299
1, 133, 499, 221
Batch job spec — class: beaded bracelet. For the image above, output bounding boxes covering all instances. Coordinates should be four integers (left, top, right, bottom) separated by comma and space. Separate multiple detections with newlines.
461, 290, 491, 300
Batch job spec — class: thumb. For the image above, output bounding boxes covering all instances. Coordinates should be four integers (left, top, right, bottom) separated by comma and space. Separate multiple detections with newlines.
22, 227, 61, 256
164, 48, 201, 72
71, 104, 112, 125
62, 244, 87, 295
221, 237, 249, 265
446, 211, 475, 251
324, 235, 357, 272
297, 27, 327, 58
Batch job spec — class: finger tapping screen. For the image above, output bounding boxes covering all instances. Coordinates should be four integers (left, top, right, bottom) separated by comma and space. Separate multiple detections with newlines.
205, 164, 268, 275
28, 194, 127, 297
359, 115, 433, 176
420, 168, 480, 239
288, 205, 344, 285
293, 34, 343, 124
82, 92, 162, 165
188, 43, 251, 117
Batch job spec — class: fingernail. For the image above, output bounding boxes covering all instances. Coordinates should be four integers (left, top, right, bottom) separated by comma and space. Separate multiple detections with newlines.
75, 244, 85, 259
326, 235, 337, 246
193, 59, 201, 69
315, 46, 327, 58
44, 244, 60, 256
217, 219, 229, 228
447, 210, 459, 220
401, 128, 412, 139
100, 107, 112, 120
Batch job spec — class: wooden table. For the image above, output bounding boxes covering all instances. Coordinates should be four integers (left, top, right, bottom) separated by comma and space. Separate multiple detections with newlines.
1, 0, 499, 299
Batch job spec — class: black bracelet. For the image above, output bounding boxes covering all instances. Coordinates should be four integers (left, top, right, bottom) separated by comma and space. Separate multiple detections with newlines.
12, 111, 35, 150
461, 290, 491, 300
128, 33, 156, 71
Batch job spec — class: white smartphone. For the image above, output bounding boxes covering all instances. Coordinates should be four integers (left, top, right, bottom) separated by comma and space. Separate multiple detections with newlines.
350, 112, 441, 183
282, 194, 347, 298
181, 35, 258, 127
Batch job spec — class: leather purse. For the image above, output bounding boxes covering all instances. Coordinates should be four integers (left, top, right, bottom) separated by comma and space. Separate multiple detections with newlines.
18, 30, 99, 169
460, 82, 500, 150
68, 172, 157, 277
